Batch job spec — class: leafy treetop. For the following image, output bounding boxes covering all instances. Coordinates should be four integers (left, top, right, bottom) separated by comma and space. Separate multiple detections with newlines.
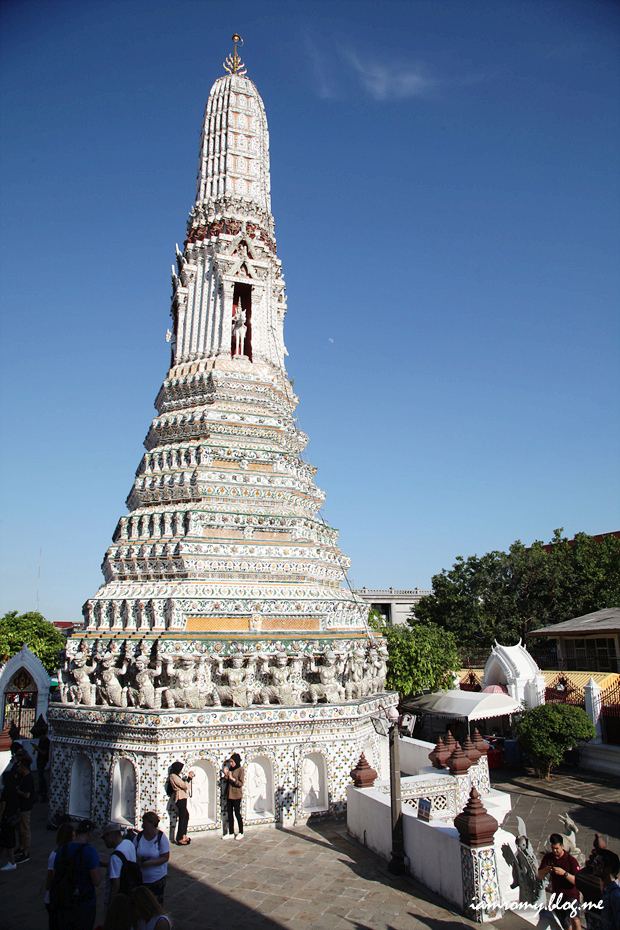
370, 612, 460, 697
0, 611, 66, 674
414, 529, 620, 652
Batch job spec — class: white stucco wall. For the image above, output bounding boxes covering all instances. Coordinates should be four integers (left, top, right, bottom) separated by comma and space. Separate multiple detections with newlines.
347, 783, 464, 910
399, 736, 436, 775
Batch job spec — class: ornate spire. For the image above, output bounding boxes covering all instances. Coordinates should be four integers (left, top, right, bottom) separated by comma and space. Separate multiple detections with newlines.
223, 34, 247, 75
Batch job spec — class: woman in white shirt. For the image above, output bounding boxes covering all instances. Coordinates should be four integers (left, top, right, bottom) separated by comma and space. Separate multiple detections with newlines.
130, 885, 171, 930
133, 812, 170, 904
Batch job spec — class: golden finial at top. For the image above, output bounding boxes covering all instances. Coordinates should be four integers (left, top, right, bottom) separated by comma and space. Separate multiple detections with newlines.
224, 34, 247, 75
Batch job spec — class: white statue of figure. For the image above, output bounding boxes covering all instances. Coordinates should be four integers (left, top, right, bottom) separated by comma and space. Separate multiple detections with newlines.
247, 761, 269, 815
259, 653, 300, 706
232, 303, 247, 356
163, 655, 205, 709
301, 757, 322, 809
128, 654, 163, 709
308, 652, 345, 704
558, 813, 581, 857
97, 653, 128, 707
68, 653, 97, 705
369, 644, 389, 693
215, 652, 256, 707
345, 648, 372, 700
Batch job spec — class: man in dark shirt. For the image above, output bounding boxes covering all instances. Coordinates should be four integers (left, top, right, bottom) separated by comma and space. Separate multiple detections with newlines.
538, 833, 582, 930
15, 760, 35, 863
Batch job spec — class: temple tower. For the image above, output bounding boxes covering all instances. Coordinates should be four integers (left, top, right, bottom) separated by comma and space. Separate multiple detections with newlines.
49, 40, 394, 831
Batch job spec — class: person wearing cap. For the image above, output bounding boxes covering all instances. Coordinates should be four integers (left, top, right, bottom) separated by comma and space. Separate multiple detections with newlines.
101, 823, 137, 912
53, 819, 101, 930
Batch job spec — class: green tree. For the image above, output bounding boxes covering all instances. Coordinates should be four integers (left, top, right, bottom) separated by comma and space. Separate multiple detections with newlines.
414, 530, 620, 653
371, 618, 459, 697
0, 611, 66, 673
516, 703, 596, 779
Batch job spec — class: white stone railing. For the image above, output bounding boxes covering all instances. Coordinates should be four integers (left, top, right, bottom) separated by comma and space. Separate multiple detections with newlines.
356, 587, 431, 597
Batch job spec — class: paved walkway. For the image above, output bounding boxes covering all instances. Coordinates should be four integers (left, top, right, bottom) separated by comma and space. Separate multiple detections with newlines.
2, 764, 617, 930
491, 764, 620, 819
1, 802, 526, 930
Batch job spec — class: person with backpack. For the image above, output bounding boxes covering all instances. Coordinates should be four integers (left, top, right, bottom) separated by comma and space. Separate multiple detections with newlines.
51, 819, 101, 930
45, 821, 74, 929
101, 823, 139, 913
133, 812, 170, 904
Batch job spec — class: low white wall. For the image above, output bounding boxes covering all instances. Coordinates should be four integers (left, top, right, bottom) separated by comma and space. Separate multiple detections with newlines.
347, 782, 464, 911
399, 736, 436, 775
579, 742, 620, 776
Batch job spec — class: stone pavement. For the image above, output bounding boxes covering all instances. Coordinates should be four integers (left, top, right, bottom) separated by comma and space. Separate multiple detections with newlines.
0, 801, 526, 930
491, 764, 620, 819
2, 764, 618, 930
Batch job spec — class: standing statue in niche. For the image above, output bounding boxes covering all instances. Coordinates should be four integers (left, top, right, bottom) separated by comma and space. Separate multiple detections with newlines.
128, 654, 164, 709
301, 757, 322, 810
97, 653, 129, 707
232, 303, 247, 357
214, 652, 257, 707
308, 652, 345, 704
163, 655, 206, 709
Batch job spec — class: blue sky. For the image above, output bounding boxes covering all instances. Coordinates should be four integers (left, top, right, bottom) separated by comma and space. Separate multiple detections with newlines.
1, 0, 618, 622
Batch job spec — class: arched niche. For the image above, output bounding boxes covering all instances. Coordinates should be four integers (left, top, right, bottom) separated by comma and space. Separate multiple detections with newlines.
69, 754, 93, 819
0, 645, 50, 734
246, 755, 274, 820
300, 752, 328, 813
187, 760, 216, 827
111, 758, 136, 825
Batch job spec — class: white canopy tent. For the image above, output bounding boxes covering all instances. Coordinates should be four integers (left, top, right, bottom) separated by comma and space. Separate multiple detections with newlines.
401, 689, 522, 721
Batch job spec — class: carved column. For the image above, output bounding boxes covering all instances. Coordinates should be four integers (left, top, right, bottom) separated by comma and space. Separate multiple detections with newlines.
110, 601, 123, 632
454, 788, 502, 923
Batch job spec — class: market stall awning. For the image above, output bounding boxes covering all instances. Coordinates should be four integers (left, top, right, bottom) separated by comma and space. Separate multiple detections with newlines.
401, 689, 521, 721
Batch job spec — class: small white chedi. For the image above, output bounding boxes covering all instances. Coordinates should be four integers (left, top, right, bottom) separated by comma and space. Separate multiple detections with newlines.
49, 38, 394, 831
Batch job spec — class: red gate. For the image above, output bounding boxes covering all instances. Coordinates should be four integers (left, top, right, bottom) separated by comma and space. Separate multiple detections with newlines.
544, 673, 585, 708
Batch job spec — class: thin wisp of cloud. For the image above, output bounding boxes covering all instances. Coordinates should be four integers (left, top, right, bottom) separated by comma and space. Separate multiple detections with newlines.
344, 47, 438, 100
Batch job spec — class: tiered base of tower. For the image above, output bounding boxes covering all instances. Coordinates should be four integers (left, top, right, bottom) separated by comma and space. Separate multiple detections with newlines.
48, 693, 397, 831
